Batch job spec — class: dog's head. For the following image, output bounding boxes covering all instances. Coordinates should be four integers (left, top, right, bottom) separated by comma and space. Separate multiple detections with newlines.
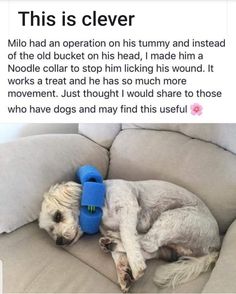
39, 181, 83, 246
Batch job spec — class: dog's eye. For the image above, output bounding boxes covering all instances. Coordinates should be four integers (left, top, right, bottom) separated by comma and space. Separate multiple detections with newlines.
53, 211, 63, 223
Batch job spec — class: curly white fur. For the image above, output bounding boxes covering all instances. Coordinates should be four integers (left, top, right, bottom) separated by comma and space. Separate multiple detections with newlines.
39, 182, 83, 244
39, 179, 221, 291
154, 251, 219, 288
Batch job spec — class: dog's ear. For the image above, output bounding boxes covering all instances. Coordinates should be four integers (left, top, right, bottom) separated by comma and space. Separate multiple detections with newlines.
41, 182, 81, 211
63, 181, 82, 199
43, 183, 61, 200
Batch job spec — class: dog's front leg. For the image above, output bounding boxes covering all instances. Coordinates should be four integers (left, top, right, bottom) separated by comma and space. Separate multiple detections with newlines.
119, 207, 147, 280
99, 236, 134, 292
112, 251, 134, 293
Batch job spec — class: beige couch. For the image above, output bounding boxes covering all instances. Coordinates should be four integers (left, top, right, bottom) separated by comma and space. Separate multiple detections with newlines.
0, 123, 236, 293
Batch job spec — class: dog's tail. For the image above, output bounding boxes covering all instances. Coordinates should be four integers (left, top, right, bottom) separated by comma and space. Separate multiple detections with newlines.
153, 251, 219, 288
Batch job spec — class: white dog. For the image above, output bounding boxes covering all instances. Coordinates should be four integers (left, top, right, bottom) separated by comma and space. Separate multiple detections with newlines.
39, 180, 220, 292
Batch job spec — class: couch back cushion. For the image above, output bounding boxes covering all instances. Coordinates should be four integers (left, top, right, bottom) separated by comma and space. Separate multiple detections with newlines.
122, 124, 236, 155
0, 134, 109, 233
108, 129, 236, 234
78, 124, 121, 148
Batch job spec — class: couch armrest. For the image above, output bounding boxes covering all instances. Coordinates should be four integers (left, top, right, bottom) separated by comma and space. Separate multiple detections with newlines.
0, 134, 109, 233
202, 219, 236, 292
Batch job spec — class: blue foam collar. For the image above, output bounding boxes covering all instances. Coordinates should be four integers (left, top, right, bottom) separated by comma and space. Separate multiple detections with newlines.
76, 165, 106, 234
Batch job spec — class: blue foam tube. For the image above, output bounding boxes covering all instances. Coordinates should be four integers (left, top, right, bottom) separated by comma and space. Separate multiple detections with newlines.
78, 165, 103, 185
80, 207, 102, 234
76, 165, 105, 234
81, 182, 105, 208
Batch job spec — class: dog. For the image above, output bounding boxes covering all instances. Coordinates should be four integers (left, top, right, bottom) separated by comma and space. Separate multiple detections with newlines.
39, 179, 221, 292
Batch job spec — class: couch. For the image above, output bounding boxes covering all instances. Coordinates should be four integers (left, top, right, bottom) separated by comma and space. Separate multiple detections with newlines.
0, 123, 236, 293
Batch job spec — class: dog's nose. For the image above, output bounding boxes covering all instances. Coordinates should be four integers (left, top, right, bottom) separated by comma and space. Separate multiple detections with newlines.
56, 236, 70, 246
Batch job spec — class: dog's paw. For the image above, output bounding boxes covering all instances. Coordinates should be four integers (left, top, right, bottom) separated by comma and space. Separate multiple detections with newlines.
117, 261, 134, 293
120, 268, 134, 293
99, 237, 117, 253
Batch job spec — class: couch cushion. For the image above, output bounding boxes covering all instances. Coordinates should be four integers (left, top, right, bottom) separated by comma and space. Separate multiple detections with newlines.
64, 230, 210, 293
64, 233, 118, 283
0, 222, 211, 293
109, 129, 236, 233
0, 134, 109, 233
132, 268, 210, 293
0, 222, 119, 293
79, 124, 121, 148
122, 124, 236, 155
19, 123, 79, 137
202, 219, 236, 293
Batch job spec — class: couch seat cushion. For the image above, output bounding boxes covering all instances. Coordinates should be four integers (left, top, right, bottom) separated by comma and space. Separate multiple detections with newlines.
64, 229, 210, 293
0, 222, 119, 293
202, 219, 236, 293
0, 222, 211, 293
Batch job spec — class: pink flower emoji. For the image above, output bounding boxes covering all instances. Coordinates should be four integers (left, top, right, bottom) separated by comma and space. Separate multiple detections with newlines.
190, 103, 203, 116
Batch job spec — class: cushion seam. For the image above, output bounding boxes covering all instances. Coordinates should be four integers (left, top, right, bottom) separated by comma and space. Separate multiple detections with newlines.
62, 247, 119, 287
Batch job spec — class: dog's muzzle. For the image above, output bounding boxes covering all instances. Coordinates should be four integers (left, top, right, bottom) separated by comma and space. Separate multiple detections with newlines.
56, 236, 73, 246
55, 229, 82, 246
